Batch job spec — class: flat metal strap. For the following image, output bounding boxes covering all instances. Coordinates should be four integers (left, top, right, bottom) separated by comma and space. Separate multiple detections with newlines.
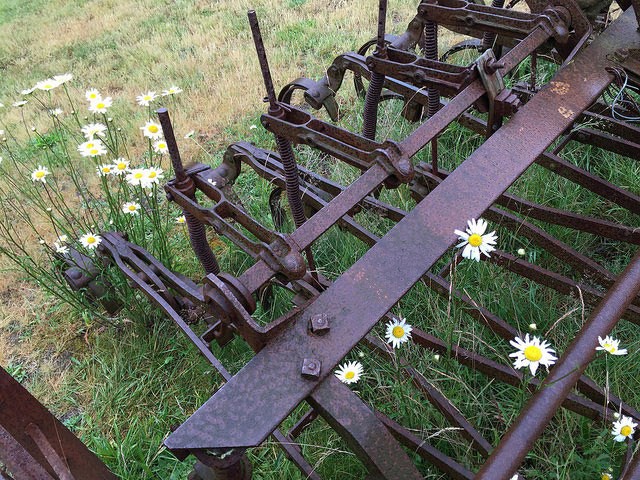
165, 9, 638, 452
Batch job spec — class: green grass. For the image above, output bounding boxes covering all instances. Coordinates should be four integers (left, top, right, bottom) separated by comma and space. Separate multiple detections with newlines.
0, 2, 639, 480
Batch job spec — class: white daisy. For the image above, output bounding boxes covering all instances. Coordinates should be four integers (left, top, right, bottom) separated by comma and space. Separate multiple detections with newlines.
85, 88, 101, 102
79, 233, 102, 250
596, 335, 627, 356
140, 167, 164, 188
122, 201, 141, 215
153, 139, 168, 154
78, 139, 107, 157
48, 108, 63, 116
126, 168, 146, 187
97, 165, 114, 177
385, 317, 413, 349
35, 78, 61, 91
175, 215, 186, 224
112, 158, 130, 175
20, 87, 36, 95
334, 361, 363, 385
162, 86, 183, 96
56, 234, 68, 244
88, 97, 112, 114
454, 218, 498, 262
140, 121, 163, 139
509, 334, 557, 376
53, 73, 73, 84
136, 91, 157, 106
611, 415, 637, 442
54, 242, 69, 255
600, 473, 612, 480
184, 130, 195, 139
31, 166, 50, 183
81, 123, 107, 139
13, 100, 28, 107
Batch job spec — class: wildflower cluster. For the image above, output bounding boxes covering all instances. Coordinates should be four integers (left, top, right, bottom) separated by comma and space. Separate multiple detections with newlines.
0, 74, 189, 326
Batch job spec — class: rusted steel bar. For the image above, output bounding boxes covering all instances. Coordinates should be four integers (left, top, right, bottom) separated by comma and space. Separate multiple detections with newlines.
0, 367, 117, 480
475, 250, 640, 479
287, 409, 318, 439
620, 448, 640, 480
307, 377, 423, 480
0, 426, 55, 480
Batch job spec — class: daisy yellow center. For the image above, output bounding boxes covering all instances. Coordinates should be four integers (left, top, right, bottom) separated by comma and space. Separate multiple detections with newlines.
86, 143, 95, 148
89, 93, 97, 99
392, 326, 405, 338
96, 102, 105, 109
117, 164, 125, 170
86, 236, 96, 244
149, 171, 157, 178
134, 172, 143, 179
90, 149, 99, 155
128, 205, 136, 211
524, 345, 542, 362
102, 167, 110, 173
148, 125, 159, 133
602, 475, 611, 480
35, 171, 45, 178
468, 233, 483, 247
345, 371, 355, 380
620, 425, 632, 437
158, 143, 166, 149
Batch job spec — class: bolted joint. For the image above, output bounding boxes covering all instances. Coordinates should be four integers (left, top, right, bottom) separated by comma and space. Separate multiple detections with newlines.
309, 313, 331, 335
375, 140, 414, 185
301, 358, 322, 379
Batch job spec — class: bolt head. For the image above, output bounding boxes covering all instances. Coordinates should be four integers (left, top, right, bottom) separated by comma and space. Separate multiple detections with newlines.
309, 313, 330, 335
301, 357, 321, 379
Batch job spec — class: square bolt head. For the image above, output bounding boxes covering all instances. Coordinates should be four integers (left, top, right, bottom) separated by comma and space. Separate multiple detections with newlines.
309, 313, 330, 335
301, 358, 321, 380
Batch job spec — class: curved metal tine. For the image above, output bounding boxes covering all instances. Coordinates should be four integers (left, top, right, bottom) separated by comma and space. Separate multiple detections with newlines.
619, 441, 640, 480
278, 77, 340, 122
